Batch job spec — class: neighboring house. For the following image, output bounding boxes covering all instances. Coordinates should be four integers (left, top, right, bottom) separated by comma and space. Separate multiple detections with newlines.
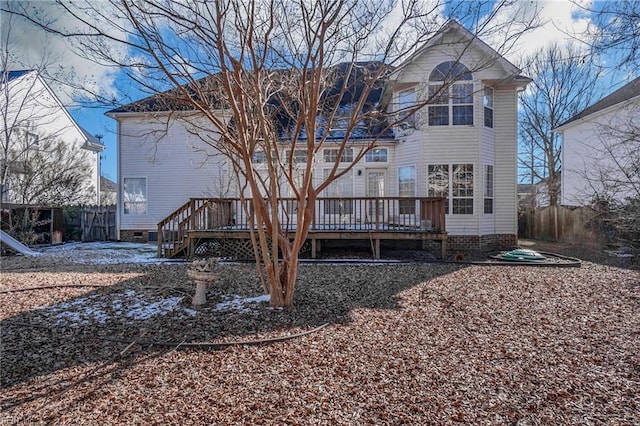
107, 21, 530, 251
100, 176, 117, 205
0, 70, 104, 205
555, 76, 640, 206
517, 183, 537, 210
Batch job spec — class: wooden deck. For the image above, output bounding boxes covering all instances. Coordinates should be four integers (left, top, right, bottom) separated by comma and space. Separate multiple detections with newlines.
157, 197, 447, 259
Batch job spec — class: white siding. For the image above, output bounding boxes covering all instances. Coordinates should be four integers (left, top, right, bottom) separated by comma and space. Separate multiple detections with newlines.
561, 100, 640, 206
114, 27, 525, 239
1, 72, 100, 204
393, 44, 518, 236
118, 115, 225, 231
493, 90, 518, 234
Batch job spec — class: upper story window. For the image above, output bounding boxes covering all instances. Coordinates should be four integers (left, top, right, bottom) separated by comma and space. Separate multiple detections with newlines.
366, 148, 388, 163
484, 87, 494, 128
323, 148, 353, 163
285, 149, 308, 164
252, 151, 268, 164
396, 89, 417, 126
427, 61, 473, 126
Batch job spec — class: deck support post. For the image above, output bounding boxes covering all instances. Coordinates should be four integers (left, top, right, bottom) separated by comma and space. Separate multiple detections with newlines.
311, 238, 317, 259
374, 239, 380, 259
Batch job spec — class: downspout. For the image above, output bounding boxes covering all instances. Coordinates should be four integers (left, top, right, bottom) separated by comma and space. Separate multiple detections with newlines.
116, 120, 121, 241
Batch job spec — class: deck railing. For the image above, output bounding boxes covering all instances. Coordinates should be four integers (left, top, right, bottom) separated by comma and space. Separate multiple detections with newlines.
158, 197, 446, 256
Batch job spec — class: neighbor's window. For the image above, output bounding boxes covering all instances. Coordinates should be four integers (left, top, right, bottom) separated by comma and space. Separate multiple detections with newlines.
322, 169, 354, 214
123, 177, 147, 215
366, 148, 388, 163
323, 148, 353, 163
484, 165, 494, 214
452, 164, 474, 214
484, 87, 494, 128
427, 61, 474, 126
398, 165, 416, 214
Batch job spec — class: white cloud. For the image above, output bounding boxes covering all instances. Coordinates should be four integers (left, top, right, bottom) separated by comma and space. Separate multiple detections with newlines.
490, 0, 593, 65
1, 1, 125, 106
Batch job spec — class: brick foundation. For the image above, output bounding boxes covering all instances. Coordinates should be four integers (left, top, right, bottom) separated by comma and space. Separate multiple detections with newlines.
447, 234, 517, 252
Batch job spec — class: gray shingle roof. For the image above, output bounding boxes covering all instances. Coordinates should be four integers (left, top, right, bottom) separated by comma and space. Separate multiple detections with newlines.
557, 76, 640, 128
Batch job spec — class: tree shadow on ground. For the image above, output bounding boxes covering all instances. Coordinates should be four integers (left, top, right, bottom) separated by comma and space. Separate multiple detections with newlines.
0, 260, 464, 395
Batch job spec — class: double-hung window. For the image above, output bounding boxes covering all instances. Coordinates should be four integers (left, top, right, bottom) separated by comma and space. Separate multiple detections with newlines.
484, 165, 494, 214
397, 89, 417, 126
484, 87, 494, 128
428, 164, 450, 214
427, 61, 474, 126
452, 164, 474, 214
123, 177, 147, 215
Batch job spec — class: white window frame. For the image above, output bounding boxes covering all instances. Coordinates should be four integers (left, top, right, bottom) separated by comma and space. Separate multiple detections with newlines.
398, 165, 416, 215
428, 83, 474, 126
322, 168, 354, 215
427, 163, 475, 215
484, 164, 494, 214
397, 88, 417, 126
285, 149, 308, 164
451, 164, 474, 215
252, 151, 268, 164
366, 148, 388, 163
484, 87, 494, 128
323, 148, 353, 163
427, 61, 474, 127
123, 177, 147, 215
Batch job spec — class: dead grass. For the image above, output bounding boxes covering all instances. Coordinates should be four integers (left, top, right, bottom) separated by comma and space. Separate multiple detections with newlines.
0, 247, 638, 425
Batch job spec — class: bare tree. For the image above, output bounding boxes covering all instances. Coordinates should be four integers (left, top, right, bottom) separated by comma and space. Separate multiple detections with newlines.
571, 0, 640, 72
518, 43, 601, 206
8, 0, 537, 306
1, 9, 95, 206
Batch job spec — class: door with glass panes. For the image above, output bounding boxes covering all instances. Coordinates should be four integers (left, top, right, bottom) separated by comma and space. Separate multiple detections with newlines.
366, 169, 386, 224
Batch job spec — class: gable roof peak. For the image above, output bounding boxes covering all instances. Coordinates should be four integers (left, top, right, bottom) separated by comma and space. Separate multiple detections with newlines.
389, 19, 522, 81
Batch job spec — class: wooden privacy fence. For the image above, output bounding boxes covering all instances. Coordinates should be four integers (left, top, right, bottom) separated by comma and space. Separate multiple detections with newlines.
518, 205, 597, 242
65, 204, 117, 242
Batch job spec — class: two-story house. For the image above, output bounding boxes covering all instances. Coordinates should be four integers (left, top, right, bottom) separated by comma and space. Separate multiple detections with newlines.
1, 70, 105, 205
108, 21, 530, 256
555, 77, 640, 206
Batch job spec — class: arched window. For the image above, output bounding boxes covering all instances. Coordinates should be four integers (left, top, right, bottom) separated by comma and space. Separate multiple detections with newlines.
427, 61, 474, 126
428, 61, 472, 81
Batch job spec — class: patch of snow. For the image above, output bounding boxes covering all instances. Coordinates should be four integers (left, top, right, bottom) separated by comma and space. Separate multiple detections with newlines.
39, 289, 193, 326
40, 242, 178, 265
125, 297, 183, 321
215, 294, 271, 313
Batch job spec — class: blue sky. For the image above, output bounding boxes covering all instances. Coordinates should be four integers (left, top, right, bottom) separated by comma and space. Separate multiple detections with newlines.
3, 0, 634, 182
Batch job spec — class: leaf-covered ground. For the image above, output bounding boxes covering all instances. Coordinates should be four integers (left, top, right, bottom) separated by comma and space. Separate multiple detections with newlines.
0, 242, 638, 425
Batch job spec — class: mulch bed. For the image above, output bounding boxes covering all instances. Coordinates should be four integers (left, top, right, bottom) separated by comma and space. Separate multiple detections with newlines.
0, 246, 638, 424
